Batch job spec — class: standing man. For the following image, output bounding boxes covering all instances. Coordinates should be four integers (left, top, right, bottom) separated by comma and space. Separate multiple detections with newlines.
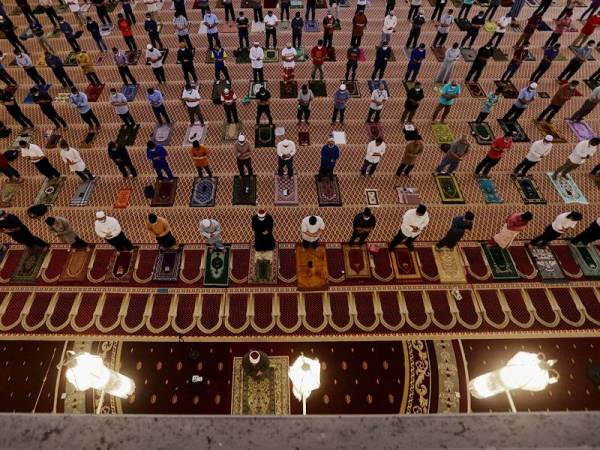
461, 10, 485, 48
0, 210, 48, 250
107, 141, 137, 178
173, 12, 193, 49
58, 16, 81, 52
432, 80, 461, 123
366, 83, 388, 123
221, 88, 239, 124
45, 51, 74, 88
297, 84, 314, 124
349, 208, 377, 246
69, 87, 101, 130
436, 212, 474, 250
235, 134, 253, 177
117, 13, 137, 51
199, 219, 224, 252
291, 12, 303, 48
332, 83, 350, 124
552, 138, 600, 179
388, 204, 429, 251
530, 212, 582, 246
435, 42, 461, 84
95, 211, 134, 252
559, 40, 594, 80
144, 13, 164, 50
500, 42, 530, 81
264, 10, 278, 48
345, 44, 360, 81
0, 89, 34, 129
146, 141, 174, 179
404, 43, 426, 81
45, 216, 88, 250
305, 0, 315, 21
120, 0, 136, 24
572, 14, 600, 47
458, 0, 474, 19
514, 13, 541, 47
30, 86, 67, 128
59, 139, 94, 181
570, 85, 600, 122
256, 86, 273, 125
350, 10, 367, 47
435, 135, 470, 174
91, 0, 112, 25
204, 9, 221, 50
223, 0, 235, 22
76, 51, 102, 85
182, 83, 205, 126
40, 0, 60, 28
146, 214, 177, 249
276, 139, 296, 177
177, 41, 198, 84
250, 42, 265, 83
489, 212, 533, 248
488, 13, 511, 47
431, 0, 447, 22
513, 136, 553, 176
19, 140, 61, 179
31, 19, 55, 54
530, 43, 560, 82
371, 42, 391, 80
544, 12, 571, 47
323, 11, 335, 48
361, 138, 386, 176
381, 10, 397, 45
465, 42, 493, 82
252, 209, 276, 253
212, 44, 230, 82
0, 16, 27, 52
86, 16, 108, 52
310, 40, 327, 80
301, 215, 325, 249
502, 82, 537, 122
236, 11, 250, 49
191, 140, 212, 178
15, 50, 46, 85
401, 81, 424, 122
112, 47, 137, 85
536, 81, 578, 122
318, 137, 340, 180
281, 43, 297, 81
474, 134, 512, 176
146, 45, 166, 83
433, 9, 454, 48
147, 87, 171, 125
406, 12, 425, 49
396, 137, 424, 176
109, 87, 136, 126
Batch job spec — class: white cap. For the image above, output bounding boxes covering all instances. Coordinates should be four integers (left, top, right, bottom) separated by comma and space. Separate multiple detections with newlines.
544, 135, 554, 141
146, 44, 153, 50
282, 139, 290, 146
223, 88, 229, 94
238, 133, 246, 142
95, 211, 106, 219
253, 41, 259, 45
257, 209, 266, 218
249, 350, 260, 364
339, 84, 346, 91
530, 82, 538, 89
201, 219, 211, 229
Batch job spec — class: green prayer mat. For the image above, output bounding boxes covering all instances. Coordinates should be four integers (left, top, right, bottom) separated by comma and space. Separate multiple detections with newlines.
255, 124, 275, 147
203, 246, 231, 287
264, 48, 279, 63
235, 47, 251, 63
34, 177, 65, 207
294, 47, 307, 62
492, 48, 508, 61
434, 174, 465, 204
232, 175, 257, 205
431, 124, 454, 145
512, 175, 546, 204
498, 120, 529, 142
469, 121, 493, 145
481, 244, 519, 280
254, 256, 274, 283
568, 242, 600, 278
309, 80, 327, 97
223, 122, 243, 142
115, 124, 139, 146
63, 51, 80, 66
11, 247, 47, 282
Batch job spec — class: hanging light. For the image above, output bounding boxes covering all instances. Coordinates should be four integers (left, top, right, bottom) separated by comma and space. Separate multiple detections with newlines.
65, 352, 135, 399
288, 354, 320, 415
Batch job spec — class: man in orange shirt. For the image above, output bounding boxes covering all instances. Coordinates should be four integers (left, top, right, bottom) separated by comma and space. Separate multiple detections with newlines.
310, 39, 327, 80
117, 13, 137, 51
474, 134, 512, 176
146, 213, 177, 249
572, 13, 600, 47
190, 140, 213, 178
350, 10, 367, 47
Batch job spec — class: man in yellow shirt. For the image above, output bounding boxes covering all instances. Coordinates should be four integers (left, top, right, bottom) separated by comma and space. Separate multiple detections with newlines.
76, 51, 102, 85
190, 140, 213, 178
146, 213, 177, 249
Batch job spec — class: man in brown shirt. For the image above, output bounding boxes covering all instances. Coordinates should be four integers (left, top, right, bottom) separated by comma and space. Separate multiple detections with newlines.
350, 10, 367, 47
146, 214, 177, 249
190, 140, 212, 178
396, 138, 424, 176
234, 133, 253, 176
500, 43, 530, 82
537, 80, 579, 122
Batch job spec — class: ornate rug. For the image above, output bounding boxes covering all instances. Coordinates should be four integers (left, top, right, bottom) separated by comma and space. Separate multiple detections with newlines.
152, 248, 183, 282
431, 124, 454, 145
492, 48, 508, 61
568, 242, 600, 278
477, 176, 503, 203
498, 120, 530, 142
402, 340, 432, 414
535, 121, 567, 143
528, 245, 565, 281
367, 123, 383, 141
248, 81, 266, 99
303, 20, 320, 32
190, 177, 217, 207
115, 124, 139, 146
430, 46, 446, 62
279, 80, 298, 99
152, 124, 174, 145
59, 249, 92, 282
396, 186, 421, 204
565, 119, 597, 141
468, 121, 493, 145
231, 356, 290, 415
481, 244, 519, 280
433, 248, 467, 283
106, 248, 138, 283
296, 244, 328, 291
434, 174, 465, 204
232, 175, 257, 205
466, 82, 486, 98
223, 122, 242, 142
494, 80, 518, 98
235, 47, 250, 63
11, 247, 47, 282
298, 131, 309, 145
114, 187, 133, 209
84, 83, 104, 102
151, 178, 178, 207
308, 80, 327, 97
34, 176, 65, 207
255, 124, 275, 147
119, 84, 138, 102
274, 175, 298, 205
0, 180, 22, 207
45, 132, 61, 149
125, 49, 141, 65
345, 80, 360, 98
70, 179, 96, 207
250, 248, 277, 283
512, 175, 546, 204
204, 246, 231, 287
183, 124, 206, 146
546, 172, 588, 204
342, 244, 371, 278
264, 48, 279, 63
460, 48, 476, 62
79, 130, 97, 149
315, 175, 342, 206
391, 247, 421, 280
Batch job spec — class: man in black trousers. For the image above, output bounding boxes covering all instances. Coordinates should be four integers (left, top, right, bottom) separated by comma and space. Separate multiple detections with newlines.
0, 210, 48, 250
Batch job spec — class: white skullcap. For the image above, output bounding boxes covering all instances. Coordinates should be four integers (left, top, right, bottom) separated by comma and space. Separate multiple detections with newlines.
339, 84, 346, 91
201, 219, 211, 228
146, 44, 153, 50
95, 211, 106, 219
545, 135, 554, 141
529, 82, 538, 89
238, 133, 246, 142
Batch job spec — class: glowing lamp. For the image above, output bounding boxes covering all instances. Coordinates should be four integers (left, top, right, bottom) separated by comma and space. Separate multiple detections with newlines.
288, 354, 320, 415
66, 352, 135, 400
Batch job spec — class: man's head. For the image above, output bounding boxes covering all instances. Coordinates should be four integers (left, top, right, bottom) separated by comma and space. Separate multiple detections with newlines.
543, 135, 554, 144
147, 140, 156, 149
238, 133, 246, 143
70, 86, 78, 94
567, 211, 583, 221
414, 81, 422, 89
465, 211, 475, 221
267, 10, 273, 15
148, 213, 157, 223
239, 11, 245, 16
301, 84, 308, 93
253, 41, 260, 47
529, 82, 538, 90
18, 140, 28, 149
586, 40, 596, 47
309, 216, 317, 225
522, 211, 534, 222
145, 13, 151, 19
570, 80, 580, 88
257, 209, 266, 220
590, 137, 600, 146
317, 39, 324, 47
382, 41, 389, 49
179, 41, 186, 49
295, 11, 300, 17
147, 87, 154, 95
192, 140, 200, 148
363, 207, 372, 218
45, 217, 56, 226
503, 134, 513, 142
418, 43, 426, 49
327, 137, 335, 147
375, 137, 384, 145
450, 79, 458, 86
452, 42, 459, 49
553, 43, 561, 50
147, 44, 154, 51
95, 211, 107, 222
184, 83, 192, 91
459, 135, 469, 144
287, 42, 292, 49
110, 87, 117, 95
112, 47, 119, 54
416, 204, 427, 216
378, 82, 385, 91
58, 16, 65, 22
59, 139, 68, 149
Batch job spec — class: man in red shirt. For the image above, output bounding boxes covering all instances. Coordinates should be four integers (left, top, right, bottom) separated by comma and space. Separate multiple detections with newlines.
220, 88, 239, 124
117, 13, 137, 51
322, 12, 335, 48
572, 13, 600, 47
474, 134, 512, 176
310, 39, 327, 80
0, 152, 21, 182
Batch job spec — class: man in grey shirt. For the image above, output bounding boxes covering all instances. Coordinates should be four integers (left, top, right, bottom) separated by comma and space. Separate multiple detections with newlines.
571, 85, 600, 122
433, 9, 454, 48
109, 87, 136, 126
297, 84, 314, 124
559, 40, 594, 81
45, 216, 88, 249
112, 47, 137, 85
435, 135, 470, 174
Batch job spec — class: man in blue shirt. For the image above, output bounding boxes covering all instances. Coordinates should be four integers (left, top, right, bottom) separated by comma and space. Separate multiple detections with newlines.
146, 88, 171, 125
436, 212, 474, 250
204, 9, 221, 50
146, 141, 174, 179
432, 80, 461, 123
144, 13, 164, 50
332, 83, 351, 123
371, 42, 391, 80
404, 43, 426, 81
529, 43, 559, 82
212, 44, 230, 81
58, 17, 81, 52
69, 87, 101, 129
318, 138, 340, 180
502, 82, 537, 122
86, 16, 108, 52
45, 51, 74, 87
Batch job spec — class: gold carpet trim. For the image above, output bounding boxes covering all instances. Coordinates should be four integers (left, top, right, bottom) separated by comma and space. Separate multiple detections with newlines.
404, 340, 430, 414
433, 340, 461, 413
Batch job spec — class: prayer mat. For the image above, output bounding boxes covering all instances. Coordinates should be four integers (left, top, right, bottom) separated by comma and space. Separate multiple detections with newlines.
221, 22, 238, 33
45, 132, 61, 149
332, 131, 346, 145
456, 18, 471, 31
469, 121, 494, 145
481, 243, 519, 280
342, 244, 371, 278
264, 48, 279, 63
70, 179, 96, 207
280, 80, 298, 99
585, 79, 600, 91
23, 84, 50, 104
253, 250, 276, 283
525, 50, 536, 61
431, 123, 454, 145
291, 0, 303, 6
431, 46, 446, 62
315, 175, 342, 206
304, 20, 320, 32
358, 48, 366, 62
250, 21, 265, 32
63, 51, 80, 66
396, 186, 421, 204
537, 21, 552, 31
223, 122, 242, 142
152, 123, 174, 145
461, 48, 476, 62
79, 131, 96, 149
402, 80, 416, 92
334, 18, 341, 30
235, 47, 251, 63
528, 245, 565, 281
568, 242, 600, 278
274, 175, 298, 205
233, 175, 257, 205
190, 177, 218, 207
114, 187, 133, 208
435, 174, 465, 204
59, 249, 92, 282
152, 247, 183, 282
494, 80, 518, 98
36, 55, 47, 66
546, 172, 588, 204
365, 189, 379, 207
477, 176, 503, 203
255, 124, 275, 147
308, 80, 327, 97
466, 81, 486, 98
566, 119, 597, 140
120, 84, 138, 102
316, 0, 327, 6
325, 47, 336, 61
367, 79, 389, 95
54, 92, 70, 103
9, 132, 31, 150
296, 244, 328, 291
279, 20, 289, 31
294, 47, 307, 62
498, 119, 529, 142
106, 248, 138, 283
0, 180, 21, 207
115, 125, 139, 147
204, 246, 231, 287
492, 48, 508, 61
231, 356, 290, 415
367, 122, 383, 141
183, 124, 206, 145
391, 246, 421, 280
34, 176, 65, 207
11, 247, 48, 282
125, 49, 141, 65
94, 53, 107, 64
433, 248, 467, 283
535, 121, 567, 143
570, 45, 595, 60
151, 178, 178, 207
298, 131, 310, 145
248, 81, 267, 99
84, 83, 104, 102
538, 91, 550, 99
345, 80, 360, 98
512, 175, 546, 204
